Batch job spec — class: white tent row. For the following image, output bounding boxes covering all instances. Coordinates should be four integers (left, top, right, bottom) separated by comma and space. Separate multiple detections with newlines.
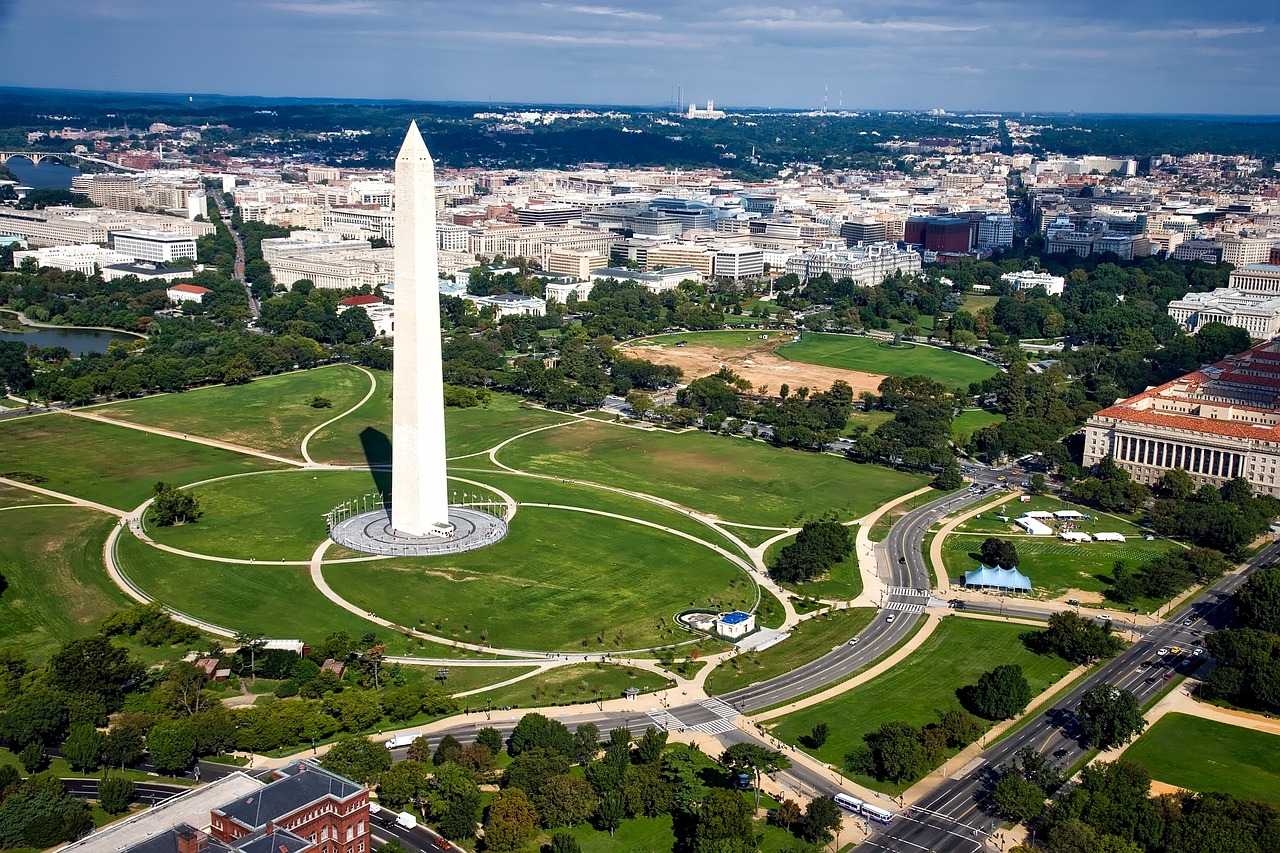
1094, 532, 1126, 542
1059, 531, 1092, 542
1016, 516, 1053, 536
1054, 510, 1086, 519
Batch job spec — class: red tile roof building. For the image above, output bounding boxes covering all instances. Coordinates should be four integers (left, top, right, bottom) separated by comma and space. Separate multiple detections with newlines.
1083, 338, 1280, 495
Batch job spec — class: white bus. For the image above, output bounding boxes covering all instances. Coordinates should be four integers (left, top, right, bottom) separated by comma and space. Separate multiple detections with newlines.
834, 793, 864, 813
861, 803, 894, 825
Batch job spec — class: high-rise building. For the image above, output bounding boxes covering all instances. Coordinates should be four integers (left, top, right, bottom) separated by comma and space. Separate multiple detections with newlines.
977, 214, 1014, 249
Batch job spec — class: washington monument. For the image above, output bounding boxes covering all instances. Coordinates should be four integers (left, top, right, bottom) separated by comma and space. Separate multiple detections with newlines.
391, 121, 451, 537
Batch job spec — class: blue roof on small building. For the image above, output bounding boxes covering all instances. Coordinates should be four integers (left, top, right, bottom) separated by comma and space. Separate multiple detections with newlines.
720, 611, 752, 625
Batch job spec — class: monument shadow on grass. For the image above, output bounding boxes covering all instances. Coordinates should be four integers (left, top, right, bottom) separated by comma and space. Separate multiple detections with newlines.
360, 427, 392, 496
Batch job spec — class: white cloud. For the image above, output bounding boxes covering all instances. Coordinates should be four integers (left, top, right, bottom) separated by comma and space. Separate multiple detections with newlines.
265, 1, 378, 16
547, 4, 663, 22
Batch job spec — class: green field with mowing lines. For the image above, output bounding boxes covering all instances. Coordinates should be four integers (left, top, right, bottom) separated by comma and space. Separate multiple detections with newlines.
0, 507, 133, 662
0, 415, 285, 510
324, 505, 755, 652
497, 419, 928, 526
942, 495, 1176, 602
780, 333, 998, 388
767, 617, 1072, 794
631, 329, 793, 349
706, 608, 875, 695
0, 482, 64, 508
92, 366, 371, 460
468, 663, 670, 709
306, 383, 571, 465
1124, 713, 1280, 803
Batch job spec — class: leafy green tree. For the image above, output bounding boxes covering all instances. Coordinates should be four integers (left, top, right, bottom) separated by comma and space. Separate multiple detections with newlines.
433, 734, 464, 767
503, 747, 570, 798
797, 796, 843, 843
593, 791, 626, 836
61, 724, 104, 771
18, 743, 47, 773
1029, 473, 1047, 495
48, 637, 143, 707
534, 774, 597, 828
979, 537, 1020, 569
0, 785, 93, 848
1077, 685, 1147, 750
992, 772, 1046, 823
937, 708, 982, 748
691, 788, 754, 853
320, 736, 391, 783
572, 722, 600, 765
376, 760, 429, 810
799, 722, 830, 749
220, 353, 255, 385
97, 776, 135, 815
425, 762, 481, 841
862, 721, 929, 783
549, 830, 583, 852
933, 459, 965, 490
148, 482, 203, 527
720, 742, 790, 811
634, 726, 667, 765
147, 719, 196, 774
1032, 611, 1125, 664
0, 687, 68, 747
476, 726, 504, 755
509, 713, 573, 758
1235, 566, 1280, 634
962, 664, 1033, 720
770, 521, 854, 584
483, 789, 538, 852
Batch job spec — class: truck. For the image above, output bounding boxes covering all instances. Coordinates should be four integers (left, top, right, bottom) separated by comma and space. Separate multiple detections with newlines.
385, 731, 422, 750
395, 812, 417, 830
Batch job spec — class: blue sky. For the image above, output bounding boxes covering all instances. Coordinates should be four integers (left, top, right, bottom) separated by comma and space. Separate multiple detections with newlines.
1, 0, 1276, 112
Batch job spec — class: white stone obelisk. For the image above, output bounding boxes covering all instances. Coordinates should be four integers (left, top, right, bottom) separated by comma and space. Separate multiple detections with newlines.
391, 121, 451, 537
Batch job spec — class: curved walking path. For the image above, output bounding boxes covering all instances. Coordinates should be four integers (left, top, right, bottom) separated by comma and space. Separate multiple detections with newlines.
928, 492, 1017, 593
848, 485, 935, 608
64, 409, 306, 469
300, 364, 378, 464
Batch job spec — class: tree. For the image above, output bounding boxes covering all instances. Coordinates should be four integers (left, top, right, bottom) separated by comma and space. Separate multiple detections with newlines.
634, 726, 667, 765
424, 762, 480, 841
1029, 473, 1047, 495
483, 789, 538, 852
320, 736, 391, 784
61, 724, 104, 771
937, 708, 982, 748
549, 830, 583, 853
799, 722, 830, 749
979, 537, 1020, 569
862, 721, 929, 784
770, 520, 854, 584
1077, 684, 1147, 750
797, 796, 843, 843
476, 726, 504, 755
769, 798, 802, 831
593, 791, 626, 836
720, 743, 790, 811
1235, 566, 1280, 634
148, 482, 203, 527
962, 664, 1033, 720
572, 722, 600, 765
509, 713, 573, 759
48, 636, 143, 707
97, 776, 135, 815
220, 353, 255, 385
0, 688, 68, 747
992, 772, 1046, 823
433, 734, 464, 767
18, 743, 47, 773
1033, 611, 1125, 664
933, 459, 964, 490
692, 788, 754, 853
504, 748, 570, 799
146, 719, 196, 774
534, 774, 596, 828
101, 723, 145, 769
377, 760, 429, 810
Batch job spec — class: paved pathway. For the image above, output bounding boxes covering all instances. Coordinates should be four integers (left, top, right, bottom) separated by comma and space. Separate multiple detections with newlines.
300, 364, 378, 464
64, 409, 306, 469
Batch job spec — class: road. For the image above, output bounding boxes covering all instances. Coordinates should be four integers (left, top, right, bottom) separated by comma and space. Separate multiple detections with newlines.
61, 778, 189, 806
857, 537, 1280, 853
208, 190, 257, 318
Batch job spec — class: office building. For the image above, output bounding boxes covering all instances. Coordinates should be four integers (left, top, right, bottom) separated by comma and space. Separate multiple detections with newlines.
712, 244, 765, 280
1167, 265, 1280, 337
904, 216, 972, 254
976, 214, 1014, 249
840, 218, 888, 247
112, 230, 198, 263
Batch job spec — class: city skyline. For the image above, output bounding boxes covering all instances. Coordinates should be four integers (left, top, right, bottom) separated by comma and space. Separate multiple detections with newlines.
1, 0, 1277, 114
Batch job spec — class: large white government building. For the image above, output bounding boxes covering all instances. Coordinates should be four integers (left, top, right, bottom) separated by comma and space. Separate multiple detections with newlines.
1083, 338, 1280, 496
1167, 264, 1280, 337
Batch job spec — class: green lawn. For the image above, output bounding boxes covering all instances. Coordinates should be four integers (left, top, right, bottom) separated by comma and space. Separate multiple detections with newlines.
91, 366, 372, 460
562, 812, 801, 853
952, 409, 1005, 442
399, 664, 540, 696
496, 420, 928, 526
0, 482, 64, 508
767, 617, 1072, 794
765, 536, 864, 601
0, 414, 285, 510
779, 333, 998, 388
942, 495, 1177, 603
631, 330, 794, 350
323, 506, 756, 652
706, 608, 876, 695
843, 408, 895, 436
306, 384, 571, 465
1124, 713, 1280, 804
963, 294, 1001, 314
467, 663, 670, 709
0, 507, 132, 662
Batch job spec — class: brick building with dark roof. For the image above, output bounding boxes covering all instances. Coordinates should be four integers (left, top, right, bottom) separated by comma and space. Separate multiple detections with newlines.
1083, 337, 1280, 495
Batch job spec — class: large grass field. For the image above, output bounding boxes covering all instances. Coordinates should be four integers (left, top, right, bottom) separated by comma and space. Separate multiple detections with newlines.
306, 382, 571, 465
0, 482, 64, 508
779, 333, 998, 388
942, 495, 1177, 603
496, 420, 928, 526
1124, 713, 1280, 804
91, 366, 372, 460
632, 330, 794, 350
952, 409, 1005, 443
706, 608, 876, 695
0, 415, 285, 510
323, 505, 756, 652
767, 616, 1072, 794
0, 507, 132, 662
468, 663, 670, 709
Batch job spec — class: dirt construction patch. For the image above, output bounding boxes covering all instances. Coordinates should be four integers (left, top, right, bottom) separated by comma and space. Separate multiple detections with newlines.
626, 339, 886, 396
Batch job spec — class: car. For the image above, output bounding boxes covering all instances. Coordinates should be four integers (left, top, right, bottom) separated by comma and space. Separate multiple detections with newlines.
848, 638, 860, 646
1163, 672, 1174, 680
1157, 648, 1169, 656
1182, 617, 1195, 626
1170, 646, 1182, 654
997, 476, 1007, 482
1193, 647, 1205, 657
886, 614, 897, 623
437, 842, 453, 851
1144, 676, 1157, 683
1053, 748, 1069, 758
1096, 614, 1112, 621
898, 556, 906, 564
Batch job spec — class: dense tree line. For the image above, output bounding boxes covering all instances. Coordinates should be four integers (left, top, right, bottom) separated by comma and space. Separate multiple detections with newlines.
769, 520, 853, 584
847, 374, 957, 470
1107, 547, 1231, 605
1197, 566, 1280, 714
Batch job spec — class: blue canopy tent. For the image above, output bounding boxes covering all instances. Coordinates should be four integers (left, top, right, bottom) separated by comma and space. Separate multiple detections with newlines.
964, 564, 1032, 593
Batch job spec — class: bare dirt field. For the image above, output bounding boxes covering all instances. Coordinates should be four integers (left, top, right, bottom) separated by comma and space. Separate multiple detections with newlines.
626, 339, 886, 396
